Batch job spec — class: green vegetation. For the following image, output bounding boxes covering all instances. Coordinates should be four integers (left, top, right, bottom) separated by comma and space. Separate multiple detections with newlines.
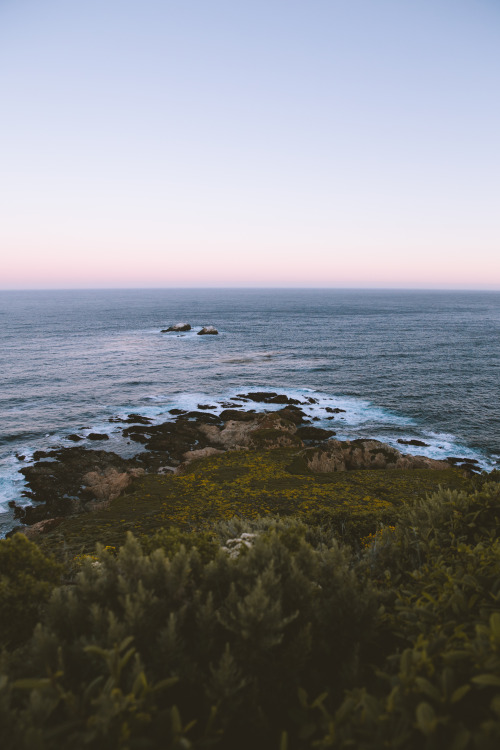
1, 449, 499, 749
0, 533, 62, 647
35, 447, 466, 560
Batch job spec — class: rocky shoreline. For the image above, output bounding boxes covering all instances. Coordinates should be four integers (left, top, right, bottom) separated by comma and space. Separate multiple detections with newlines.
8, 390, 478, 538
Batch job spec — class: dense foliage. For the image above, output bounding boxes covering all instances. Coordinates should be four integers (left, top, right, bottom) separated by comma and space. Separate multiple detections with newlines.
1, 474, 499, 749
0, 533, 62, 647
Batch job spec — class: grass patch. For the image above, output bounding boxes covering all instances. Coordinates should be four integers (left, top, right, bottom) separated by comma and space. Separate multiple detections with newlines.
37, 447, 468, 561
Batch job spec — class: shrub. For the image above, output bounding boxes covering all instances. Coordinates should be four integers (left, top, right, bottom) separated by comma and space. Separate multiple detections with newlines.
0, 520, 376, 749
306, 480, 500, 749
0, 534, 62, 648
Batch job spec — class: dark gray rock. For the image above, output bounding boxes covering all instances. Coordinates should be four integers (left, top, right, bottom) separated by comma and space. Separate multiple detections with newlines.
296, 426, 336, 441
162, 323, 191, 332
397, 438, 430, 447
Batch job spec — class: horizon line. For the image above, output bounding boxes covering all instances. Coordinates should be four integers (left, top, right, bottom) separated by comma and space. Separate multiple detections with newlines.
1, 286, 500, 293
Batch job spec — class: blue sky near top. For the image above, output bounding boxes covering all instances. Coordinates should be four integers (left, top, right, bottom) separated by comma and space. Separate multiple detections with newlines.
0, 0, 499, 289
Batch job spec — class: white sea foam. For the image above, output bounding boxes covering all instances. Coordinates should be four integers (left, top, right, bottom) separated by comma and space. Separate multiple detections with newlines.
0, 384, 494, 536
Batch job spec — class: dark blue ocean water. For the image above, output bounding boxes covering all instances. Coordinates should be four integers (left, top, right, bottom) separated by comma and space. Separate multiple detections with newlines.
1, 289, 499, 533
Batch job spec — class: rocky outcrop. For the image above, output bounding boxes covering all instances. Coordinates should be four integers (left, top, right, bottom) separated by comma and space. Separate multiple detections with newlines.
198, 326, 218, 335
16, 402, 457, 532
83, 467, 145, 503
162, 323, 191, 332
303, 439, 450, 473
17, 448, 146, 524
177, 446, 224, 470
23, 517, 65, 539
237, 392, 302, 405
397, 438, 430, 447
296, 426, 336, 441
109, 414, 153, 425
87, 433, 109, 441
198, 411, 302, 451
446, 457, 480, 473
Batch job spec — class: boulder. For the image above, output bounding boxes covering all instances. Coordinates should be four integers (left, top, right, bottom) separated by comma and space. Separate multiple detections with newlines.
198, 411, 301, 451
274, 406, 309, 425
18, 448, 146, 524
83, 467, 145, 503
198, 326, 219, 335
303, 439, 450, 473
219, 409, 258, 422
176, 446, 224, 471
296, 426, 336, 441
22, 517, 65, 539
397, 438, 430, 447
87, 433, 109, 441
162, 323, 191, 332
237, 392, 301, 405
109, 414, 153, 425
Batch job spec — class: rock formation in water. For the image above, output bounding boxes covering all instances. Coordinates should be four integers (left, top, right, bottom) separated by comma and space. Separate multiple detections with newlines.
161, 323, 191, 332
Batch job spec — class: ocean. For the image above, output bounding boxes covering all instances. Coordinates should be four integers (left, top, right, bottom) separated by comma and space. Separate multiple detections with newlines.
1, 288, 499, 535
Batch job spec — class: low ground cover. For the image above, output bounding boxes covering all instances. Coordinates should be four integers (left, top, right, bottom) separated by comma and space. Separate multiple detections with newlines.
2, 450, 497, 749
37, 447, 466, 560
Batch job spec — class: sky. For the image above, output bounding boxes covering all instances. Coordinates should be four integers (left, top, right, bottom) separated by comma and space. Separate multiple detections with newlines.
0, 0, 499, 290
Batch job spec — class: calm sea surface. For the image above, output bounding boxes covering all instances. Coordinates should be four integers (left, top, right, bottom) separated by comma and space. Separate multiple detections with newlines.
1, 289, 499, 533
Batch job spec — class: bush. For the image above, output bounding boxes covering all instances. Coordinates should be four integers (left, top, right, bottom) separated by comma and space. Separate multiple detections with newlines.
307, 480, 500, 749
0, 534, 62, 648
3, 480, 499, 749
0, 520, 376, 750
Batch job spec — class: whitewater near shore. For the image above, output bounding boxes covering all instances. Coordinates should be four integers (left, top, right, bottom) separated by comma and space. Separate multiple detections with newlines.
1, 289, 498, 533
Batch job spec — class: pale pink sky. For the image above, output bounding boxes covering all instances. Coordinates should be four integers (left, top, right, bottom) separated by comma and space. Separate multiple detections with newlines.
1, 0, 499, 290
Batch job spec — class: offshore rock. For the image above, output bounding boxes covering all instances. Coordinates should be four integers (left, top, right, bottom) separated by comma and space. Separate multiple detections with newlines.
303, 439, 450, 473
162, 323, 191, 332
197, 326, 219, 335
